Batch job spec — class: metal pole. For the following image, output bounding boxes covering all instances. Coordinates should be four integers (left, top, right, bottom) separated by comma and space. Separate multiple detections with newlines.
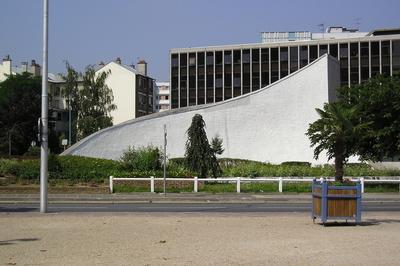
68, 93, 71, 146
8, 131, 11, 156
163, 124, 167, 196
40, 0, 49, 213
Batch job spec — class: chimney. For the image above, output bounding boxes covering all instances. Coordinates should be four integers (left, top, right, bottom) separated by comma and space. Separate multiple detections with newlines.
30, 59, 41, 76
3, 55, 11, 62
116, 57, 122, 64
136, 59, 147, 76
99, 61, 105, 67
21, 62, 28, 72
2, 55, 12, 75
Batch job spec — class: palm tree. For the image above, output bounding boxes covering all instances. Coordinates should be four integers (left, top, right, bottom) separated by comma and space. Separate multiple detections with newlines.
306, 102, 362, 182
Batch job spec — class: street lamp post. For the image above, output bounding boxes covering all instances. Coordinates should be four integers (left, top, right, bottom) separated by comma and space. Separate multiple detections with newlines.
40, 0, 49, 213
163, 124, 167, 196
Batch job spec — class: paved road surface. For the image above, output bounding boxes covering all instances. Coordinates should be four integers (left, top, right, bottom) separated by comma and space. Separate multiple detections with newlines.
1, 201, 400, 213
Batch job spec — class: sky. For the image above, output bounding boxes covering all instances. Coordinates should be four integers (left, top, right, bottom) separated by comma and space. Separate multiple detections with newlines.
1, 0, 399, 81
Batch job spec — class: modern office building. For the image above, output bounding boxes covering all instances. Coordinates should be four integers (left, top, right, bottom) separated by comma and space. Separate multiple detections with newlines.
153, 82, 170, 112
63, 54, 341, 164
170, 27, 400, 109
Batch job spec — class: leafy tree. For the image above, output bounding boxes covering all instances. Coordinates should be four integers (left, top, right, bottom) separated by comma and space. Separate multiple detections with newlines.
306, 103, 367, 182
75, 66, 116, 140
185, 114, 220, 178
338, 73, 400, 161
61, 62, 80, 144
0, 73, 41, 155
211, 135, 224, 156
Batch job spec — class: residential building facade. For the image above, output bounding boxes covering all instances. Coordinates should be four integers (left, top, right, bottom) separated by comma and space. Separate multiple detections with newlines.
95, 58, 155, 124
170, 27, 400, 109
153, 82, 170, 112
0, 55, 41, 82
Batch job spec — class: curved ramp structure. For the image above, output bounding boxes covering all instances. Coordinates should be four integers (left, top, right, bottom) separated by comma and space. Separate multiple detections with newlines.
63, 55, 340, 164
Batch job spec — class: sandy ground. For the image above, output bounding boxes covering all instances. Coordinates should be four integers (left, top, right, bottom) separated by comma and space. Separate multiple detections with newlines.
0, 212, 400, 265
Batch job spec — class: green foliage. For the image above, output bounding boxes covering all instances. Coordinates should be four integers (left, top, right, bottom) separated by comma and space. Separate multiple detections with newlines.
76, 66, 117, 140
211, 135, 224, 156
185, 114, 221, 178
120, 146, 161, 172
306, 102, 368, 182
23, 146, 41, 157
0, 73, 41, 155
281, 161, 311, 167
338, 73, 400, 161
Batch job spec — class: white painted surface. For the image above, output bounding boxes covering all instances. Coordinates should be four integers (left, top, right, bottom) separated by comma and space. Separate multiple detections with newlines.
0, 60, 12, 82
96, 62, 136, 125
64, 55, 340, 164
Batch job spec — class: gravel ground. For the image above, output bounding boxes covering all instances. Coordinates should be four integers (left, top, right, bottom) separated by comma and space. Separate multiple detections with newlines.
0, 212, 399, 265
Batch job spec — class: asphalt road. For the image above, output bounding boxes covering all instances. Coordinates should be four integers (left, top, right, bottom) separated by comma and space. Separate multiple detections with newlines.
1, 202, 400, 213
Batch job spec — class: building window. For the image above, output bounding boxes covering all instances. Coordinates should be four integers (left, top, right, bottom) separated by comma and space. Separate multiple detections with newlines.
215, 51, 223, 102
381, 41, 390, 75
300, 46, 308, 68
233, 50, 241, 97
290, 46, 298, 74
309, 45, 318, 62
180, 53, 188, 107
206, 52, 214, 103
319, 44, 328, 56
251, 48, 260, 91
360, 42, 369, 82
189, 53, 196, 106
329, 43, 338, 59
261, 48, 269, 87
340, 43, 349, 86
224, 50, 232, 100
280, 47, 288, 78
371, 41, 380, 77
171, 53, 179, 109
350, 42, 359, 85
242, 50, 250, 94
197, 52, 205, 105
270, 48, 279, 83
393, 40, 400, 73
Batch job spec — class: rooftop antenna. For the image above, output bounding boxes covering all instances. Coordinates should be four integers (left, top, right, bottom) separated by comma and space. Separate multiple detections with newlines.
354, 17, 362, 30
317, 23, 325, 38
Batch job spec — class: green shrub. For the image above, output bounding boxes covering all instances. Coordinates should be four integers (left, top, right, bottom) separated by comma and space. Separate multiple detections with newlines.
23, 146, 41, 157
120, 146, 161, 172
56, 155, 124, 182
281, 161, 311, 167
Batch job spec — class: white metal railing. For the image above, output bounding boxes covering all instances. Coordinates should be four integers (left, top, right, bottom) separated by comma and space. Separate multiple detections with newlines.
109, 176, 400, 194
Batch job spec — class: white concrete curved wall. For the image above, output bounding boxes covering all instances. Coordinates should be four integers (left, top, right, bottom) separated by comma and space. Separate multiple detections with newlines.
64, 55, 340, 164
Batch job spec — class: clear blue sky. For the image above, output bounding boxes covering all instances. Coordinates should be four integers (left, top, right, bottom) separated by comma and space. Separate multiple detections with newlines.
1, 0, 399, 81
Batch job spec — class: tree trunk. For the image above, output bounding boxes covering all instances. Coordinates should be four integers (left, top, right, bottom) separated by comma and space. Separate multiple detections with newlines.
334, 141, 344, 183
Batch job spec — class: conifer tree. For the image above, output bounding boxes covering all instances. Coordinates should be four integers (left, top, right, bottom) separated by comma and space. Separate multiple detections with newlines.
185, 114, 220, 178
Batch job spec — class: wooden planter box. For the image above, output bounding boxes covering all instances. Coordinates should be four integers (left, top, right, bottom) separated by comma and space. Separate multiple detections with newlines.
312, 180, 362, 224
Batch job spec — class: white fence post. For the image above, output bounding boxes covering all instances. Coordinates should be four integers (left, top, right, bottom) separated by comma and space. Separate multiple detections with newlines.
109, 176, 113, 193
319, 177, 324, 183
150, 176, 155, 193
360, 177, 365, 194
237, 177, 241, 193
194, 176, 198, 192
278, 177, 283, 193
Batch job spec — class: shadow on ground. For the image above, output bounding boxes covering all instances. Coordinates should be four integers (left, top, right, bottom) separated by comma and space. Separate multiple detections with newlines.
0, 238, 40, 246
0, 207, 37, 213
316, 218, 400, 227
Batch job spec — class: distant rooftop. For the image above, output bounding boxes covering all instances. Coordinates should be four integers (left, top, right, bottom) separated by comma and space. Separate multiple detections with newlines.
260, 26, 374, 43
